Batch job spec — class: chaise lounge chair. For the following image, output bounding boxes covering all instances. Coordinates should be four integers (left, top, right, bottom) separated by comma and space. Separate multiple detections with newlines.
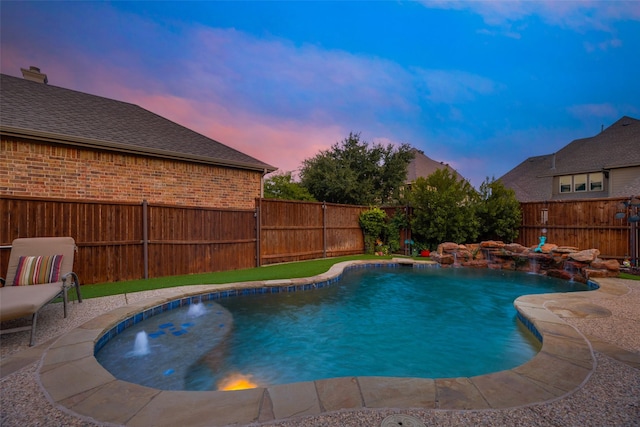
0, 237, 83, 346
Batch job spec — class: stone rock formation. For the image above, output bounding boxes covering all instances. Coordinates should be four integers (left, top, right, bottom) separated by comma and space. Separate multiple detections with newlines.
430, 240, 620, 283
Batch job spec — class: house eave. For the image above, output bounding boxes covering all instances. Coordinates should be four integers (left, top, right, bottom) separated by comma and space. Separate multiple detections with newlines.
536, 162, 640, 178
1, 126, 277, 173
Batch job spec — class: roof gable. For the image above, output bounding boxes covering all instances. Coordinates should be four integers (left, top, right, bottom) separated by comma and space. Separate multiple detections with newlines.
0, 74, 276, 172
550, 116, 640, 176
500, 116, 640, 201
406, 149, 466, 183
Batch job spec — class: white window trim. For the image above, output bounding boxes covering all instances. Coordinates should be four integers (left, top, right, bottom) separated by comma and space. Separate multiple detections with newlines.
558, 172, 605, 194
559, 176, 572, 193
574, 174, 587, 192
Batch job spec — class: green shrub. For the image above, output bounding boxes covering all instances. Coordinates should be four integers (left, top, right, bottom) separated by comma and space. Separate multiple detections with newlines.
359, 207, 388, 254
409, 169, 479, 249
477, 177, 522, 242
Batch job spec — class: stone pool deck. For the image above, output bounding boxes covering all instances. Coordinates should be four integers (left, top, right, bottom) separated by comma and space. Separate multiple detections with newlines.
1, 261, 639, 426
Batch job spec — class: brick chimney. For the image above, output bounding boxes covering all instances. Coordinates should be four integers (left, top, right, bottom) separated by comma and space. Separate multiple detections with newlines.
20, 66, 48, 84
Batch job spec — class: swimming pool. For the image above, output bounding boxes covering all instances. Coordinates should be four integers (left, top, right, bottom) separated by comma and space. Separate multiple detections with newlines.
95, 265, 590, 391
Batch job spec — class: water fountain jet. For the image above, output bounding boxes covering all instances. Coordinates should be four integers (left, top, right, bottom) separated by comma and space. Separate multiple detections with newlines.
188, 302, 206, 318
132, 331, 150, 356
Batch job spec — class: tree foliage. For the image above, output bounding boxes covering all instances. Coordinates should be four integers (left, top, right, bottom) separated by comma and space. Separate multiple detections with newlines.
386, 209, 408, 254
358, 207, 408, 255
264, 171, 316, 201
358, 207, 388, 254
299, 133, 414, 205
409, 169, 479, 249
476, 177, 522, 242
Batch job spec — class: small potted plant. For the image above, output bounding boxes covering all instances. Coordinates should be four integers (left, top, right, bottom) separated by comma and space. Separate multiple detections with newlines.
416, 243, 430, 257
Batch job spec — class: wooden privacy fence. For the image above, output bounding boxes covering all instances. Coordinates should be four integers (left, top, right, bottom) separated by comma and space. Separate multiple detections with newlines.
0, 196, 367, 284
2, 195, 635, 285
1, 197, 143, 284
0, 197, 258, 284
258, 199, 365, 265
516, 197, 637, 261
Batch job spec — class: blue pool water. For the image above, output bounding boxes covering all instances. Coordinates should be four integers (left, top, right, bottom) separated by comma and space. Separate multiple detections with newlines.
96, 266, 590, 391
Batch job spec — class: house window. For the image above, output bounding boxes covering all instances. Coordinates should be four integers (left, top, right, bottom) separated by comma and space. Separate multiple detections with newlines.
574, 174, 587, 192
559, 172, 605, 194
590, 172, 603, 191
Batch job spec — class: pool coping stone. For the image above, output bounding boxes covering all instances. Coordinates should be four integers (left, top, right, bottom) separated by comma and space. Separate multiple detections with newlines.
38, 259, 605, 426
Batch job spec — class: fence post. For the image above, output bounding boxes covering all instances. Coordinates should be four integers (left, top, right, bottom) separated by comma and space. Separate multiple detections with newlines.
142, 199, 149, 279
632, 215, 638, 267
322, 202, 327, 258
256, 198, 261, 267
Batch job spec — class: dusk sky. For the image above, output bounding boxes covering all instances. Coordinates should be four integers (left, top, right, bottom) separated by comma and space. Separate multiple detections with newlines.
2, 1, 639, 188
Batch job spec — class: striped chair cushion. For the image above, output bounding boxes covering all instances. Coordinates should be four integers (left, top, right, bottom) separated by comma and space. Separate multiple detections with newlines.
13, 255, 64, 286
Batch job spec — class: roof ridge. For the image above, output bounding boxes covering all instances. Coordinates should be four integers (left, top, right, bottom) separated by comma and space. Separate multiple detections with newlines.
0, 73, 276, 172
0, 73, 141, 109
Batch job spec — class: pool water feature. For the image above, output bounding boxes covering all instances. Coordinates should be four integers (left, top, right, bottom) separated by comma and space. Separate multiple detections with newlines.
96, 301, 234, 390
95, 266, 590, 391
132, 331, 150, 356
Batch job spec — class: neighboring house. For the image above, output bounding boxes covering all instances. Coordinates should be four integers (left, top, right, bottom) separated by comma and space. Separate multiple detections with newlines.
500, 116, 640, 202
405, 148, 467, 185
0, 68, 276, 209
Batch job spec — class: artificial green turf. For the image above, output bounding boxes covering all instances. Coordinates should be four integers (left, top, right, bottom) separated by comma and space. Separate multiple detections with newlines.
70, 255, 637, 300
78, 254, 398, 299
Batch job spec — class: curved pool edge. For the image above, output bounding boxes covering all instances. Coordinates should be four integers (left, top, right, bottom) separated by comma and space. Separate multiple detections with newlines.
38, 259, 603, 427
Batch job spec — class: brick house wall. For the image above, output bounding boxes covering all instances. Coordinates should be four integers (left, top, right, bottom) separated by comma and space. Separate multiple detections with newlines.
1, 137, 264, 209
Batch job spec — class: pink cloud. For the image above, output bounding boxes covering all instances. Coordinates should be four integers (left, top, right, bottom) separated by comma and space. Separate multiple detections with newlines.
1, 44, 340, 174
3, 23, 417, 178
1, 14, 506, 185
110, 87, 345, 174
211, 120, 345, 175
189, 27, 417, 120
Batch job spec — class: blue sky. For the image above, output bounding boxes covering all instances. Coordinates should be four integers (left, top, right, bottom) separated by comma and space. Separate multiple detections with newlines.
2, 1, 639, 188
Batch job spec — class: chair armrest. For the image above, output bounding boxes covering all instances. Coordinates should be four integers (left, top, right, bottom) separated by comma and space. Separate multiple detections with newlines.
61, 272, 83, 303
61, 272, 75, 285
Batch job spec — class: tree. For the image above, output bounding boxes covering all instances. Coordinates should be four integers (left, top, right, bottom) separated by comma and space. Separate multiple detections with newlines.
299, 133, 414, 205
409, 168, 479, 249
477, 177, 522, 242
264, 172, 316, 201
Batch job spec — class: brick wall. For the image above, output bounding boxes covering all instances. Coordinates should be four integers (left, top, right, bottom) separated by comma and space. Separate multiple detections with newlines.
1, 137, 264, 209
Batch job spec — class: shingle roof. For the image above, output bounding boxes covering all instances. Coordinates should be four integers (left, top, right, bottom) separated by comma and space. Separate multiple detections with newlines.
406, 149, 466, 183
0, 74, 276, 172
545, 116, 640, 176
500, 116, 640, 202
498, 154, 555, 202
